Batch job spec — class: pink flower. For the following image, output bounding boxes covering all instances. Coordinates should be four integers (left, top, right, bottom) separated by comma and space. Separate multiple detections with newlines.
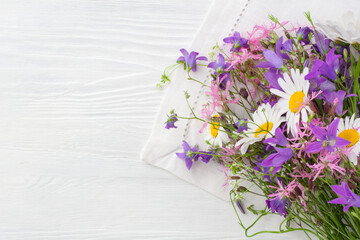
199, 79, 239, 133
220, 145, 241, 163
228, 48, 263, 69
269, 179, 297, 200
306, 151, 346, 181
287, 122, 313, 158
199, 104, 215, 133
246, 21, 288, 51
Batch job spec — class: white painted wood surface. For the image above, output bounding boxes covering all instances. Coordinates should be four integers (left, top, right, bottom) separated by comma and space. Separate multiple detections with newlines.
0, 0, 247, 239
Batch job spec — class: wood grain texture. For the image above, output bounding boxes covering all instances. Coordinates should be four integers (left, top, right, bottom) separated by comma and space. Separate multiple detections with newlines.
0, 0, 247, 239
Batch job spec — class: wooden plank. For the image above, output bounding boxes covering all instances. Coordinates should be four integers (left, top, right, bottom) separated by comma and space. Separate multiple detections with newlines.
0, 0, 249, 239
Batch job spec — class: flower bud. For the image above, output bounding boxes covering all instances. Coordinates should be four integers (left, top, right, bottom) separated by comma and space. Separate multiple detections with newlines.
294, 186, 302, 196
347, 180, 357, 190
315, 219, 323, 226
289, 192, 296, 201
309, 101, 318, 114
235, 200, 245, 214
285, 31, 291, 40
230, 176, 241, 180
237, 186, 248, 192
343, 48, 349, 63
352, 175, 360, 184
239, 88, 249, 99
260, 40, 270, 48
323, 101, 331, 114
308, 178, 313, 190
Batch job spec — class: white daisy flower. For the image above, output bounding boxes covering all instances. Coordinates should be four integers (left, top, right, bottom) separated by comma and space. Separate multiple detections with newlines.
315, 11, 360, 59
205, 114, 230, 147
236, 103, 285, 154
270, 68, 311, 136
337, 114, 360, 165
315, 11, 360, 45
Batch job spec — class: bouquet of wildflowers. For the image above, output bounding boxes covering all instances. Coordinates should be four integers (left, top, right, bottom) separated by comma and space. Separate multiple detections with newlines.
161, 12, 360, 240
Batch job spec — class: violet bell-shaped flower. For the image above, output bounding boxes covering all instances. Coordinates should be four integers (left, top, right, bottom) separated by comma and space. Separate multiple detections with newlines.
266, 196, 288, 217
195, 151, 214, 163
265, 68, 283, 90
313, 32, 331, 55
256, 37, 291, 70
261, 128, 293, 176
261, 147, 293, 176
323, 90, 347, 115
165, 111, 178, 129
223, 31, 249, 52
176, 141, 198, 170
306, 118, 350, 153
208, 53, 232, 74
328, 182, 360, 212
297, 27, 312, 44
235, 119, 248, 133
305, 48, 341, 92
279, 37, 293, 52
208, 54, 232, 89
264, 127, 288, 147
177, 48, 207, 72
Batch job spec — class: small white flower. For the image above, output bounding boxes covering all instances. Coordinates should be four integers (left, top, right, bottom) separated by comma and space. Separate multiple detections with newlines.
236, 103, 285, 154
270, 68, 311, 136
337, 114, 360, 165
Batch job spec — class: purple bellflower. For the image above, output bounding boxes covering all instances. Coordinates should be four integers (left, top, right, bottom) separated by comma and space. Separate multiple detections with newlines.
265, 68, 283, 90
235, 199, 246, 214
176, 141, 198, 170
208, 54, 232, 89
264, 127, 288, 147
314, 48, 340, 80
235, 119, 248, 133
261, 147, 293, 176
223, 31, 249, 52
260, 128, 292, 176
261, 94, 279, 107
305, 61, 334, 92
256, 36, 291, 70
266, 196, 288, 217
305, 48, 341, 92
297, 27, 312, 45
208, 54, 232, 73
195, 151, 213, 163
313, 32, 331, 55
306, 118, 350, 153
323, 90, 347, 115
177, 49, 207, 72
165, 111, 178, 129
328, 182, 360, 212
279, 37, 293, 52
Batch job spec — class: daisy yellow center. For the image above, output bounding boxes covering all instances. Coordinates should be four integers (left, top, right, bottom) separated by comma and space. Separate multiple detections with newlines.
210, 115, 220, 138
289, 91, 305, 113
255, 122, 273, 138
210, 122, 220, 138
338, 129, 359, 147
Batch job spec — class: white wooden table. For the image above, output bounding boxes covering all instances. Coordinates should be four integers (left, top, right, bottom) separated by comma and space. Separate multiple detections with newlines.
0, 0, 244, 239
